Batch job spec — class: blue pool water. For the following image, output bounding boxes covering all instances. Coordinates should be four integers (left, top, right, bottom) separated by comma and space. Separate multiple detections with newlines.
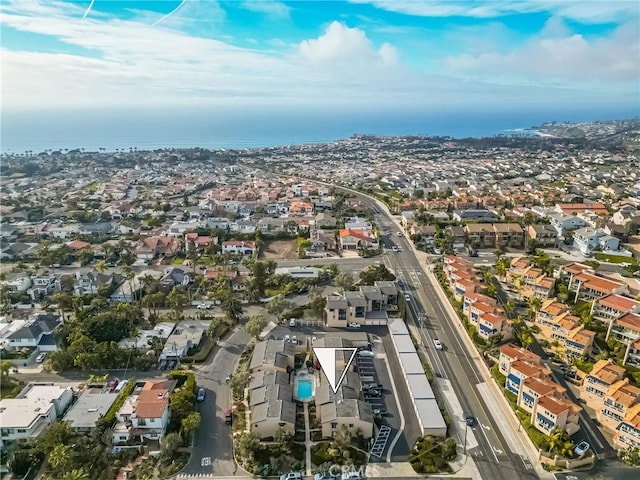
296, 378, 313, 400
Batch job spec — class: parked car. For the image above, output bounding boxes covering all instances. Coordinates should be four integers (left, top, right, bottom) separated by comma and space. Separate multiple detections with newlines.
357, 350, 374, 358
372, 408, 388, 415
35, 352, 47, 363
289, 318, 297, 327
391, 246, 399, 252
314, 473, 338, 480
364, 390, 382, 398
574, 441, 590, 456
197, 388, 206, 402
363, 383, 383, 391
464, 414, 476, 427
342, 472, 362, 480
347, 323, 361, 329
225, 374, 233, 383
433, 339, 443, 350
404, 294, 411, 301
396, 231, 402, 237
280, 472, 304, 480
224, 409, 233, 425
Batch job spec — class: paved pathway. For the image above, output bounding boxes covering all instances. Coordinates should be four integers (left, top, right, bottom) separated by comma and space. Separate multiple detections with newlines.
303, 402, 312, 477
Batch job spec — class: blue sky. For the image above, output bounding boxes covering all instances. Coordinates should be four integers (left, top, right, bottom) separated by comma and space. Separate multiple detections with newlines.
1, 1, 639, 114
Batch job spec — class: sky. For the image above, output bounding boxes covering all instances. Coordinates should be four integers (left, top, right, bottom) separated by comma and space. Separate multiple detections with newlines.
1, 0, 639, 118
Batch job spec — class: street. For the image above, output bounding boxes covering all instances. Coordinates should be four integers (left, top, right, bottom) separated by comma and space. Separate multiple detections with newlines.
183, 326, 251, 476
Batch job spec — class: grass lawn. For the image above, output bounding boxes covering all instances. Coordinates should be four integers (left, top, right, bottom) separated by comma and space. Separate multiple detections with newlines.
594, 253, 636, 264
172, 257, 186, 265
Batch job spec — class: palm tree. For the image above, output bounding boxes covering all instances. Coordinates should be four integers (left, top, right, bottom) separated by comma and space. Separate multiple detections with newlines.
61, 468, 89, 480
121, 264, 136, 302
48, 444, 71, 472
334, 272, 355, 293
95, 260, 108, 274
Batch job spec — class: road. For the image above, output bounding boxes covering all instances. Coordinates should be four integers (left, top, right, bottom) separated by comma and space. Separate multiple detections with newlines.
183, 326, 251, 476
359, 194, 538, 479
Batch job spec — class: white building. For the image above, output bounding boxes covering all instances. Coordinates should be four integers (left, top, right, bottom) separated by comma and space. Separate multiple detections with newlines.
0, 383, 73, 450
573, 227, 621, 257
550, 214, 587, 236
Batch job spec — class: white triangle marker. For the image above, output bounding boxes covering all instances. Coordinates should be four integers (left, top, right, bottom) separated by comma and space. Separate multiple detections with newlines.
313, 347, 358, 393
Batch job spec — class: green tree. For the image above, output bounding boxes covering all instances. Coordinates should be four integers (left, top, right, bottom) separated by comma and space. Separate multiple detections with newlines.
251, 261, 267, 298
166, 287, 188, 319
275, 426, 294, 454
35, 422, 72, 455
180, 411, 201, 439
94, 260, 108, 274
266, 295, 286, 321
61, 468, 89, 480
245, 314, 266, 338
328, 263, 340, 278
235, 431, 259, 462
221, 292, 243, 323
334, 272, 355, 292
78, 248, 94, 266
48, 444, 71, 473
359, 264, 395, 285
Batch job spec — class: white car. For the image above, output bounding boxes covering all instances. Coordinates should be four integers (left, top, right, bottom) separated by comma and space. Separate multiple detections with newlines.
342, 472, 362, 480
396, 231, 402, 237
280, 473, 303, 480
404, 294, 411, 301
574, 440, 590, 456
433, 339, 443, 350
357, 350, 374, 358
289, 318, 297, 327
347, 322, 361, 329
36, 352, 47, 363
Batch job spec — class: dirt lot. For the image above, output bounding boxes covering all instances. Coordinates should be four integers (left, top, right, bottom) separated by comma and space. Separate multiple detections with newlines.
261, 239, 298, 260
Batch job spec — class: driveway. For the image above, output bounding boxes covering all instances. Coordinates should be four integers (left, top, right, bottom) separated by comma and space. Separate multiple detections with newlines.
183, 326, 251, 476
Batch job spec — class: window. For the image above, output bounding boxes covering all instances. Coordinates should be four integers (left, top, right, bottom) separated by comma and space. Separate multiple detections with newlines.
331, 422, 338, 429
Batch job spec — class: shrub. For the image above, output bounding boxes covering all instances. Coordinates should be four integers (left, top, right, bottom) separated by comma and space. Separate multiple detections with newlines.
103, 378, 136, 426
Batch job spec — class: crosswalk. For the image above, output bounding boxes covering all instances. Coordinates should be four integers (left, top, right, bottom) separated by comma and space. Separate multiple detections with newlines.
370, 424, 392, 458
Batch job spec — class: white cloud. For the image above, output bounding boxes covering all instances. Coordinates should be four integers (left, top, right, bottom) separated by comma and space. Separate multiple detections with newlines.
240, 1, 290, 18
352, 0, 639, 23
298, 21, 398, 66
444, 22, 639, 84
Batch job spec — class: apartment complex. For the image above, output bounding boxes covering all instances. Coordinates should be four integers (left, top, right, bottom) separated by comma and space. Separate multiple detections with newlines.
324, 281, 397, 327
535, 299, 595, 361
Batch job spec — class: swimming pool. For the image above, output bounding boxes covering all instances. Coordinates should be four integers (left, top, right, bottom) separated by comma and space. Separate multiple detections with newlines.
295, 378, 313, 401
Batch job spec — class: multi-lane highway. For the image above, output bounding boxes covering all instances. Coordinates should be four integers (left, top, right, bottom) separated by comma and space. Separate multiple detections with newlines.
363, 198, 540, 480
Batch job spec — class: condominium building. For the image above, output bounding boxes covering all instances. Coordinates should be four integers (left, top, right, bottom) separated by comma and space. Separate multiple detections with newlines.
614, 404, 640, 451
580, 359, 626, 410
597, 380, 640, 433
324, 281, 396, 327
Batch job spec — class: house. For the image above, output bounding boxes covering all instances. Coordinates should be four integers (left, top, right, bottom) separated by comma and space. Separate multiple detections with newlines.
493, 223, 525, 248
166, 222, 198, 237
453, 209, 500, 222
517, 376, 566, 414
0, 383, 73, 451
462, 292, 497, 317
535, 302, 595, 360
549, 214, 587, 236
78, 222, 113, 237
320, 399, 374, 439
324, 282, 395, 327
249, 339, 296, 374
3, 273, 32, 292
28, 274, 60, 301
184, 233, 215, 252
112, 381, 171, 444
573, 227, 620, 257
289, 201, 314, 215
4, 314, 62, 352
527, 224, 558, 248
74, 271, 122, 296
135, 236, 181, 260
504, 360, 551, 397
64, 389, 119, 433
344, 217, 372, 231
464, 224, 495, 248
596, 380, 640, 433
221, 241, 255, 256
410, 225, 436, 246
118, 322, 175, 350
498, 343, 543, 377
311, 230, 337, 252
445, 225, 466, 250
581, 359, 626, 410
159, 324, 204, 361
556, 202, 609, 216
339, 229, 378, 250
160, 267, 190, 290
614, 404, 640, 451
400, 210, 416, 228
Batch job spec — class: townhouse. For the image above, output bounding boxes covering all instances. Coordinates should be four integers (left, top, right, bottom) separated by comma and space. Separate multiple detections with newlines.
506, 257, 554, 300
606, 312, 640, 347
596, 380, 640, 433
535, 299, 595, 361
580, 359, 626, 410
497, 344, 581, 436
135, 236, 181, 260
324, 282, 396, 327
464, 223, 495, 248
561, 263, 628, 302
527, 224, 558, 248
614, 404, 640, 451
493, 223, 525, 248
320, 399, 374, 439
249, 339, 296, 374
591, 294, 640, 326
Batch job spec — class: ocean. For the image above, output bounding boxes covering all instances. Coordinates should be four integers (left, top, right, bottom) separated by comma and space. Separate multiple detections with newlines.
1, 107, 636, 154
